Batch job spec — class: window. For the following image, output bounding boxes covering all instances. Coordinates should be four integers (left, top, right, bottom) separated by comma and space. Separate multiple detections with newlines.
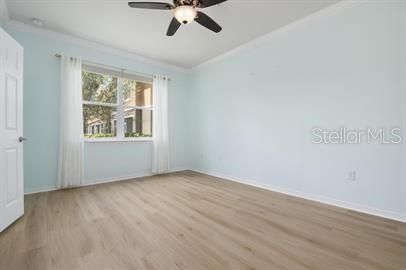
82, 64, 153, 140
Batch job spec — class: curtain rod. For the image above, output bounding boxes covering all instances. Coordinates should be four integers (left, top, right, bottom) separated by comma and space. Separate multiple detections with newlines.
54, 53, 171, 81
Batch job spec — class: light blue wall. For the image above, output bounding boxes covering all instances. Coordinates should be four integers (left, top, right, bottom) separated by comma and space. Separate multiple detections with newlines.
189, 1, 406, 217
0, 14, 4, 28
0, 0, 6, 28
5, 26, 191, 192
0, 15, 6, 29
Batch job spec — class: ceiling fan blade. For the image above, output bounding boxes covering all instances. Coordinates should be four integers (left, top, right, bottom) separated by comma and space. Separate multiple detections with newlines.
194, 11, 222, 33
128, 2, 173, 10
198, 0, 227, 8
167, 17, 181, 36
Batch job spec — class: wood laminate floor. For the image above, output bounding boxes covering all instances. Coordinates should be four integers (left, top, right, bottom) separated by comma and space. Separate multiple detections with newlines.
0, 171, 405, 270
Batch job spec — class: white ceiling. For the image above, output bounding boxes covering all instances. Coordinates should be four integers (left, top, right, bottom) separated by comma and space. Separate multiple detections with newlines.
6, 0, 340, 68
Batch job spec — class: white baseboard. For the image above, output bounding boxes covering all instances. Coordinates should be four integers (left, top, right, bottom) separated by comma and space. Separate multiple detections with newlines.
24, 168, 188, 195
24, 185, 57, 195
191, 168, 406, 223
83, 171, 154, 187
24, 167, 405, 223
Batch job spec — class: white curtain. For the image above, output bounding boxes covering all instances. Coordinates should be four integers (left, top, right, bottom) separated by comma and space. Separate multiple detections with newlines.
152, 74, 169, 174
57, 57, 84, 188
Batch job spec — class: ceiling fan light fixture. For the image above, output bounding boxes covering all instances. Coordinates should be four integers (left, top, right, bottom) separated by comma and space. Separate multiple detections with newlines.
174, 5, 197, 24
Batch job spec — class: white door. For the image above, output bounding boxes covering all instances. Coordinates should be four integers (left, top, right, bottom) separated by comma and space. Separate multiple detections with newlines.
0, 27, 24, 232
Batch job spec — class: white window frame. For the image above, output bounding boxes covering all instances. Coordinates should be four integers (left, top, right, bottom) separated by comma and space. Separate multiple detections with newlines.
82, 64, 153, 143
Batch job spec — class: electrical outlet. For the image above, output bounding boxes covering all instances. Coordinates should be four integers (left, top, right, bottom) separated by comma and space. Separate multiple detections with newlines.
347, 171, 356, 181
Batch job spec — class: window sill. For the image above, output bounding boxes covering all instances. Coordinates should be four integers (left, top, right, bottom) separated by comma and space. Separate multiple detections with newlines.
85, 138, 153, 143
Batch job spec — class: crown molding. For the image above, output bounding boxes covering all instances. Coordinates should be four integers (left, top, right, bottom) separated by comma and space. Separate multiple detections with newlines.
3, 0, 365, 72
0, 0, 9, 23
3, 0, 359, 72
6, 19, 189, 73
191, 0, 361, 71
4, 0, 357, 72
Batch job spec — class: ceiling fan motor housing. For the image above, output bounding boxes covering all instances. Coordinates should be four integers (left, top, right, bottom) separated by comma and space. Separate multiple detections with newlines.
175, 0, 200, 7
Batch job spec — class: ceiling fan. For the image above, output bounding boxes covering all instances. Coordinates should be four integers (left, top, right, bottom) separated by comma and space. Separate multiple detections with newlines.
128, 0, 228, 36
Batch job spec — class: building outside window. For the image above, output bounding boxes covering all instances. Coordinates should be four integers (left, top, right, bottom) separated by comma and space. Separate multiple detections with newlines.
82, 64, 153, 140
